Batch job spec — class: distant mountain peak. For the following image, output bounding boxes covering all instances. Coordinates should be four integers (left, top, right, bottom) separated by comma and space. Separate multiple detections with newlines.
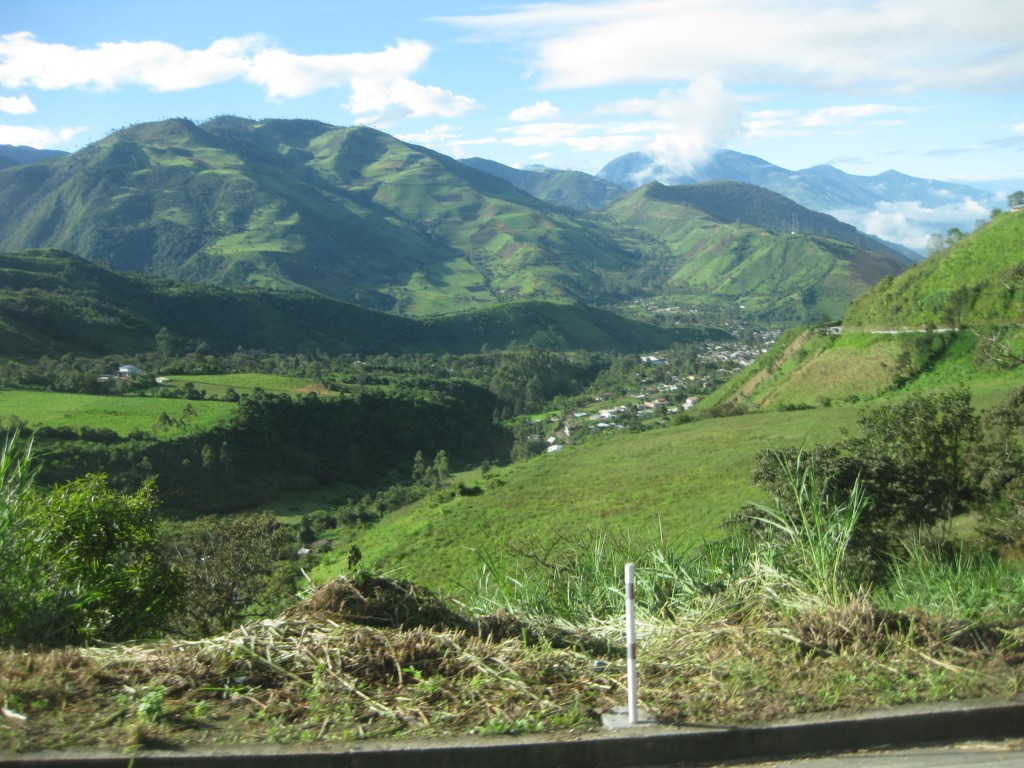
597, 149, 997, 252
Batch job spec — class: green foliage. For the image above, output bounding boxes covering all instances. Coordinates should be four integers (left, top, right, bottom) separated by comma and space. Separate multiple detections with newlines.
840, 386, 979, 529
163, 512, 297, 637
35, 475, 177, 642
0, 250, 715, 360
879, 541, 1024, 623
749, 388, 980, 565
845, 209, 1024, 329
970, 386, 1024, 544
746, 448, 868, 605
0, 436, 176, 646
0, 432, 43, 642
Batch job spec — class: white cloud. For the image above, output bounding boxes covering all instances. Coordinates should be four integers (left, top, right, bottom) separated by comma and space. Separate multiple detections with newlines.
0, 94, 34, 114
831, 197, 991, 250
0, 124, 83, 147
0, 32, 254, 91
509, 100, 559, 121
644, 76, 744, 175
348, 77, 478, 125
247, 39, 428, 99
747, 103, 916, 137
444, 0, 1024, 94
0, 32, 477, 122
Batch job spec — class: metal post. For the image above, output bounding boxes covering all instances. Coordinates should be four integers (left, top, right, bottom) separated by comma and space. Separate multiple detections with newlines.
625, 561, 638, 724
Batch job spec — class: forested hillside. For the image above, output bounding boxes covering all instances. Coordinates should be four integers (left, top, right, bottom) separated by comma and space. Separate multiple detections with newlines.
0, 249, 722, 360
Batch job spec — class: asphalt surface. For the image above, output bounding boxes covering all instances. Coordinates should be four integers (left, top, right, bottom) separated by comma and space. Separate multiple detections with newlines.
2, 698, 1024, 767
722, 739, 1024, 767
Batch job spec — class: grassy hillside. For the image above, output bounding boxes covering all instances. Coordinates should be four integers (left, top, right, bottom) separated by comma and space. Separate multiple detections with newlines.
0, 118, 656, 315
703, 208, 1024, 412
0, 389, 234, 437
603, 184, 910, 322
844, 210, 1024, 329
0, 250, 719, 359
703, 326, 1024, 413
0, 117, 905, 323
311, 404, 861, 594
459, 157, 626, 210
635, 181, 909, 261
311, 335, 1024, 595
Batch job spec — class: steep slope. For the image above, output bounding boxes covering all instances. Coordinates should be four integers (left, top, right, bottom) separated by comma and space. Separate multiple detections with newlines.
633, 181, 909, 261
603, 183, 911, 322
703, 210, 1024, 411
0, 118, 653, 316
844, 210, 1024, 329
0, 250, 716, 359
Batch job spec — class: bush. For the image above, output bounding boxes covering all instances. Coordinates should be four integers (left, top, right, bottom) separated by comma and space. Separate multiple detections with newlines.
0, 433, 177, 645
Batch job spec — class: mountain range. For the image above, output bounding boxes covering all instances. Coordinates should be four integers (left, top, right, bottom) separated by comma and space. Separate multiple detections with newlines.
596, 149, 999, 251
0, 117, 915, 325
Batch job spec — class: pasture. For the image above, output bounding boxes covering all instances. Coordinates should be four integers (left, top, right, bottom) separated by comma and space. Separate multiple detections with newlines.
0, 389, 234, 437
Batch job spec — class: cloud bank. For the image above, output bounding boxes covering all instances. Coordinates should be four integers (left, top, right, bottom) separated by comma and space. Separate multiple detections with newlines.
0, 32, 478, 122
445, 0, 1024, 94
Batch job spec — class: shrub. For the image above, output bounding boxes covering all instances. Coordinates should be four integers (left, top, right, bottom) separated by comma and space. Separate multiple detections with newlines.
1, 433, 177, 645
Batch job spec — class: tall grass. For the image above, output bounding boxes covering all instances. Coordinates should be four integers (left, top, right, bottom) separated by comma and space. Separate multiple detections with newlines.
471, 449, 870, 626
879, 541, 1024, 623
745, 449, 868, 607
0, 432, 43, 641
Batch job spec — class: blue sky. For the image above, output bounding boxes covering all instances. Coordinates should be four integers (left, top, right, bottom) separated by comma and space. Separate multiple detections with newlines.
2, 0, 1022, 188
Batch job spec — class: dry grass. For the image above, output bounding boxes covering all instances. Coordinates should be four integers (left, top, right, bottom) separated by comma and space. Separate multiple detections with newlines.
1, 577, 1022, 754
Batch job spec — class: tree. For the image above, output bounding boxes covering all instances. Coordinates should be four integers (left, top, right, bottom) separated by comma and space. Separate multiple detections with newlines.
163, 513, 295, 637
411, 450, 427, 484
431, 449, 451, 488
969, 387, 1024, 544
750, 387, 981, 565
1008, 190, 1024, 210
840, 386, 978, 530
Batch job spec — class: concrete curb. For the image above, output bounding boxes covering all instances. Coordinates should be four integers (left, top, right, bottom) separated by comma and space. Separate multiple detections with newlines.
4, 697, 1024, 767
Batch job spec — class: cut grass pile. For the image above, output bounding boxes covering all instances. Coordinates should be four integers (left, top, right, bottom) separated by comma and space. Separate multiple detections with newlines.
1, 571, 1020, 754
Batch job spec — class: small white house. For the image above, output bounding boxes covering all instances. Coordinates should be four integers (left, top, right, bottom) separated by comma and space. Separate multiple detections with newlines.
117, 365, 143, 377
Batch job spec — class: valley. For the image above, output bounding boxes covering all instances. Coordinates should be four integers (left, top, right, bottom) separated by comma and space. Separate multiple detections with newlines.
1, 119, 1024, 755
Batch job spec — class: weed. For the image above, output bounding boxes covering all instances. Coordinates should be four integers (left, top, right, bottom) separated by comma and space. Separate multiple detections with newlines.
135, 686, 167, 724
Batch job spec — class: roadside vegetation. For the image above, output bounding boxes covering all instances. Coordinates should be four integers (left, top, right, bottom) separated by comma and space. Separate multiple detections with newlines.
4, 375, 1024, 752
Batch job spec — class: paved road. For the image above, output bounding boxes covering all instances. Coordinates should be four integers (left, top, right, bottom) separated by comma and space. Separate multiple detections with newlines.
719, 739, 1024, 767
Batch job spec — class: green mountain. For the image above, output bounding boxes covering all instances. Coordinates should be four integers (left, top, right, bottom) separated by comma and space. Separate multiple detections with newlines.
602, 182, 913, 322
459, 157, 625, 210
0, 250, 723, 360
0, 117, 907, 323
0, 118, 657, 316
0, 144, 68, 166
633, 181, 910, 261
843, 210, 1024, 330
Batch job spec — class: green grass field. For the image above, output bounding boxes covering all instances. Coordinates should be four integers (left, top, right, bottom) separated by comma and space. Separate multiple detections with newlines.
0, 389, 234, 437
0, 374, 324, 437
156, 373, 322, 398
